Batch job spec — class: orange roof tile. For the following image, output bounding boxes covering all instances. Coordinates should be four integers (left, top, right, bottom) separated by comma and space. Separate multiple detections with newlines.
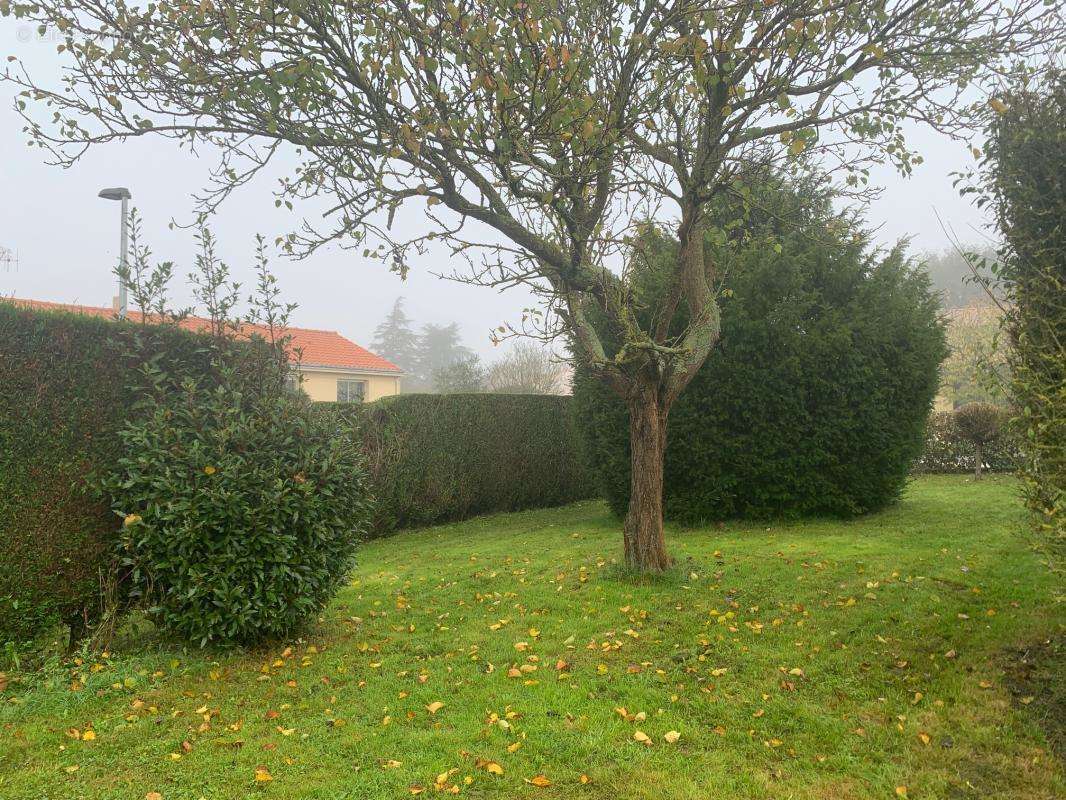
4, 297, 402, 374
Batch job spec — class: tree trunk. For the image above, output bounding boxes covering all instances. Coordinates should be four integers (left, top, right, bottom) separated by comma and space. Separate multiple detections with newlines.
623, 389, 672, 573
974, 443, 984, 479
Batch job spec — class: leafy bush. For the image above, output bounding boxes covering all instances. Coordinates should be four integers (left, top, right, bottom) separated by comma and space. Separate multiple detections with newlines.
327, 393, 597, 534
914, 409, 1018, 475
574, 176, 947, 522
105, 366, 370, 646
0, 303, 217, 648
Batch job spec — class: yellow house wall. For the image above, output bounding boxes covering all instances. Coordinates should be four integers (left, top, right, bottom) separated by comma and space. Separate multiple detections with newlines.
296, 369, 401, 403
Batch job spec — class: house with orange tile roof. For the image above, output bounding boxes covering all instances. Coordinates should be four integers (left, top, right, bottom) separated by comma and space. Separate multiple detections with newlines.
5, 298, 403, 403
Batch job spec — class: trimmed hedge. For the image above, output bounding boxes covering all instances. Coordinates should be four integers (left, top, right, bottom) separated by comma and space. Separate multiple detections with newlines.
914, 409, 1019, 475
326, 393, 598, 534
574, 178, 947, 523
0, 304, 218, 646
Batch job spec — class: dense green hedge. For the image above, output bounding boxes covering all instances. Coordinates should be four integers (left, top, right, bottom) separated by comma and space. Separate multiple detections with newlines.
574, 178, 947, 523
0, 304, 218, 646
326, 393, 597, 534
914, 409, 1019, 475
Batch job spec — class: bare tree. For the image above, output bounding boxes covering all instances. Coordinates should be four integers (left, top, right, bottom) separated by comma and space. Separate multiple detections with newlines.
3, 0, 1057, 570
487, 341, 566, 395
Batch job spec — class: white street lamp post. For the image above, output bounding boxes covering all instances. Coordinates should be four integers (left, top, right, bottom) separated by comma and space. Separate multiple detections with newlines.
98, 187, 132, 319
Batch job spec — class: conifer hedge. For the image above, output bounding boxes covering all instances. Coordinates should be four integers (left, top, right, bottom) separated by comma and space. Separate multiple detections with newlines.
0, 304, 218, 646
328, 393, 597, 534
982, 70, 1065, 557
573, 177, 947, 522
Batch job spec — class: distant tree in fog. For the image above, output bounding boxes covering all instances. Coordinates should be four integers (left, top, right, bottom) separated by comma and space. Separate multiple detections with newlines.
432, 354, 487, 393
487, 342, 566, 395
371, 298, 419, 375
920, 248, 999, 309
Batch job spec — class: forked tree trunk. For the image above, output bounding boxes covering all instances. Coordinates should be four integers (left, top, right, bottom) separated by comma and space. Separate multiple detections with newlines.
623, 389, 672, 572
974, 443, 984, 479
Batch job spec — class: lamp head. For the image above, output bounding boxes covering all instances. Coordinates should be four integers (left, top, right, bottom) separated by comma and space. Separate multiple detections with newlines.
98, 187, 132, 201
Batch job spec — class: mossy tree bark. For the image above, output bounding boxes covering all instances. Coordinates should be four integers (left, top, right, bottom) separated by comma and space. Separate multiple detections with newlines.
614, 215, 720, 573
623, 386, 672, 572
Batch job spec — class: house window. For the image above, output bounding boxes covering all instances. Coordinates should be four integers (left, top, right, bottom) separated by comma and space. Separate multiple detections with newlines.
337, 379, 367, 403
284, 373, 303, 394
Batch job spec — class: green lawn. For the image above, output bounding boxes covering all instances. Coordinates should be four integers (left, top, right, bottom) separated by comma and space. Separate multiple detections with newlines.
1, 475, 1063, 799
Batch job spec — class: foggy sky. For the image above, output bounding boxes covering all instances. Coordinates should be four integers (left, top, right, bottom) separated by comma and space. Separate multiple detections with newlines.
0, 17, 994, 358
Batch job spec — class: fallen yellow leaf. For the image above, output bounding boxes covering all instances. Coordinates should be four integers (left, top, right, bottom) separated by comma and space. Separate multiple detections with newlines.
526, 775, 551, 788
663, 730, 681, 744
426, 701, 445, 714
255, 767, 273, 783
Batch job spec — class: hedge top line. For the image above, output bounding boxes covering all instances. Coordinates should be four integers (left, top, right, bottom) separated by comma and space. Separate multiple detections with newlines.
3, 297, 403, 374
